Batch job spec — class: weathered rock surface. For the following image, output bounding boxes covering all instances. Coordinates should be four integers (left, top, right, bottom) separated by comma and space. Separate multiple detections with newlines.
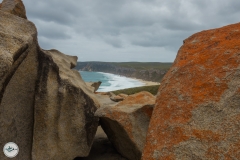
142, 23, 240, 160
0, 0, 27, 19
0, 1, 100, 160
32, 49, 100, 160
0, 10, 38, 160
96, 91, 155, 160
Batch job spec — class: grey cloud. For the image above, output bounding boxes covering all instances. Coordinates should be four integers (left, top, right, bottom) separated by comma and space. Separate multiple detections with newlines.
24, 0, 81, 25
28, 10, 74, 25
162, 18, 204, 31
130, 29, 186, 50
38, 29, 71, 40
33, 20, 72, 40
37, 37, 55, 50
22, 0, 240, 62
104, 36, 123, 48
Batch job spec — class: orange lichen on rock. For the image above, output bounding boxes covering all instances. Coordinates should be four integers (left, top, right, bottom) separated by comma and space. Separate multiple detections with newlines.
116, 91, 155, 107
142, 23, 240, 160
192, 129, 222, 142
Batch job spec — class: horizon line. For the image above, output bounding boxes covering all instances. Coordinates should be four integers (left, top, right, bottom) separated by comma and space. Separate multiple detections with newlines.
77, 61, 173, 63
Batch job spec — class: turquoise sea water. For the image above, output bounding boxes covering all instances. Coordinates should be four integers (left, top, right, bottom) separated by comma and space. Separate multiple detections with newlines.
80, 71, 145, 92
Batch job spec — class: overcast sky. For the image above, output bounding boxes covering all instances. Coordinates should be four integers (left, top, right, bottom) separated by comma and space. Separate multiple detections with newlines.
23, 0, 240, 62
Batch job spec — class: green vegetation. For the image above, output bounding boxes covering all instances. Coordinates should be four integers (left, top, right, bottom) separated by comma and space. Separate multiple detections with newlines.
112, 85, 160, 96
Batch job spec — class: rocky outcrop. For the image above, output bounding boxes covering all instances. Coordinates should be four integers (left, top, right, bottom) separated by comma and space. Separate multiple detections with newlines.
95, 91, 155, 160
91, 81, 102, 92
32, 49, 99, 160
142, 23, 240, 159
86, 81, 102, 92
0, 1, 99, 160
0, 0, 27, 19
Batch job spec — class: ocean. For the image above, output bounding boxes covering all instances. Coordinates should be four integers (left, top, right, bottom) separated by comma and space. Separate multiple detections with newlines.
79, 71, 145, 92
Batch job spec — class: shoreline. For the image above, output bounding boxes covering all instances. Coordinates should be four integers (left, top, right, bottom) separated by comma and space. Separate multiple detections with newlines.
94, 71, 161, 86
132, 78, 160, 86
80, 71, 160, 92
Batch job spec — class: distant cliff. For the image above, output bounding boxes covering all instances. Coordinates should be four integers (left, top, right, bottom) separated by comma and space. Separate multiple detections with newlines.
76, 62, 173, 82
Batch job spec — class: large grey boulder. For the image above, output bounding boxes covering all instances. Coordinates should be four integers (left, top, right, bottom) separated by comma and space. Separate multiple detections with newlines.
0, 1, 100, 160
0, 10, 38, 160
32, 49, 99, 160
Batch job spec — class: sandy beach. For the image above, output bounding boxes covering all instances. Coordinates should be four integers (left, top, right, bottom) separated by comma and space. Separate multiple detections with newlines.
134, 78, 160, 86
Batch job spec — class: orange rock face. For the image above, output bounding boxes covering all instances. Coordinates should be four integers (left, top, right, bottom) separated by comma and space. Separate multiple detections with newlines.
0, 0, 27, 19
95, 91, 155, 160
142, 23, 240, 160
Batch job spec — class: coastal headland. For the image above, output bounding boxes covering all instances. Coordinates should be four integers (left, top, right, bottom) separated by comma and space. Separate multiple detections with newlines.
76, 61, 172, 82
